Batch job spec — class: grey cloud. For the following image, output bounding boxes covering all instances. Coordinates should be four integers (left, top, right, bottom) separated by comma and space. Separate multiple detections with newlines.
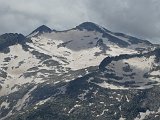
85, 0, 160, 43
0, 0, 160, 43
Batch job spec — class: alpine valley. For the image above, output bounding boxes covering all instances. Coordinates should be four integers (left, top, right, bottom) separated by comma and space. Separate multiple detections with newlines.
0, 22, 160, 120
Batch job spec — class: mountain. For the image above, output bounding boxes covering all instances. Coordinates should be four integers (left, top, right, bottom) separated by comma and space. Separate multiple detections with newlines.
75, 22, 110, 32
0, 33, 26, 51
6, 48, 160, 120
27, 25, 53, 37
0, 22, 159, 120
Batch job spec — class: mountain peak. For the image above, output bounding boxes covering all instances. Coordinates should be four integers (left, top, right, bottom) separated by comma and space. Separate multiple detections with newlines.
0, 33, 26, 41
76, 22, 110, 33
76, 22, 101, 31
78, 22, 98, 27
28, 25, 52, 37
0, 33, 26, 50
32, 25, 52, 34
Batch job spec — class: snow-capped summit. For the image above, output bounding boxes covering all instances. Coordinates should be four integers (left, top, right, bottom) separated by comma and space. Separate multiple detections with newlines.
27, 25, 53, 37
32, 25, 52, 33
25, 22, 155, 71
76, 22, 110, 33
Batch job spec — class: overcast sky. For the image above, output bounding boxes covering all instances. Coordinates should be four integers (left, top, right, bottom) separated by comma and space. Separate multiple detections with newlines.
0, 0, 160, 43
